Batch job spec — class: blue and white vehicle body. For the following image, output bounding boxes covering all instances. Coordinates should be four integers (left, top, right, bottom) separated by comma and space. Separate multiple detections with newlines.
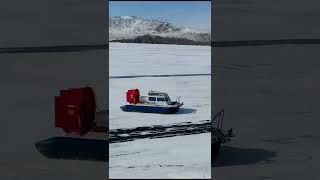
120, 90, 183, 114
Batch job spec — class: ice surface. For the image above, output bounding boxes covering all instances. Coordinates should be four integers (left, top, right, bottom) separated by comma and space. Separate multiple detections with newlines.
109, 42, 211, 178
109, 42, 210, 76
110, 133, 211, 179
110, 43, 211, 129
110, 76, 211, 129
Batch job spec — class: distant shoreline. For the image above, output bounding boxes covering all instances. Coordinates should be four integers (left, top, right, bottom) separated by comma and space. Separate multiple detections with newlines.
110, 34, 210, 46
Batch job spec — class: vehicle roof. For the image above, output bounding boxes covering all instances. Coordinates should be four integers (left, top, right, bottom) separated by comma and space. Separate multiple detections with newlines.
148, 90, 168, 96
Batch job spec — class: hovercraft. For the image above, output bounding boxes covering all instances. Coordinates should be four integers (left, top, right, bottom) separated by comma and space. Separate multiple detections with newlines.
120, 89, 183, 114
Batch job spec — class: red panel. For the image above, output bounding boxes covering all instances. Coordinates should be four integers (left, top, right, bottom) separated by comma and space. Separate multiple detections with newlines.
126, 89, 140, 104
54, 87, 96, 136
54, 96, 63, 127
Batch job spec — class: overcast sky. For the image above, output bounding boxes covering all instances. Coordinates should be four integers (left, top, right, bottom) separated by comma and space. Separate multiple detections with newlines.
109, 1, 211, 32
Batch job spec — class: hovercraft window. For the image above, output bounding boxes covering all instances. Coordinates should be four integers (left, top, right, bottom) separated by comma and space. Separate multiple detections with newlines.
149, 97, 156, 101
157, 97, 165, 101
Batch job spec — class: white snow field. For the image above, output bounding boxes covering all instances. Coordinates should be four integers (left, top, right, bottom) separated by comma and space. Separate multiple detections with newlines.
110, 133, 211, 179
109, 42, 210, 77
109, 42, 211, 178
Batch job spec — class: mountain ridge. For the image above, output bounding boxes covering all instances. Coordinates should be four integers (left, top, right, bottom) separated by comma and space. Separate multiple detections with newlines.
109, 16, 210, 45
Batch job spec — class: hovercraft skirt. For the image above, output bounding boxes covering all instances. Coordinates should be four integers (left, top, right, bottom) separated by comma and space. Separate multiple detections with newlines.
120, 105, 179, 114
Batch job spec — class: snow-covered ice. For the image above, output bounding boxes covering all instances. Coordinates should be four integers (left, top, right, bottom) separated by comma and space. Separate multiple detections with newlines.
109, 42, 210, 76
109, 42, 211, 178
110, 76, 211, 129
110, 133, 211, 179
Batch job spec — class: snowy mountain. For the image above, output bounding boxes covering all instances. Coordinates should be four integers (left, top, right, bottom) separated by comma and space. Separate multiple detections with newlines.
109, 16, 210, 43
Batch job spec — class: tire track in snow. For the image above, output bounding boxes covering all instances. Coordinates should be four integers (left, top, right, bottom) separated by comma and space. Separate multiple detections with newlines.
109, 120, 212, 143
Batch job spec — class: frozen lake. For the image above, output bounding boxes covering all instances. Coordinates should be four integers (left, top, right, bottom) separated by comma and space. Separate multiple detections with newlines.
109, 42, 210, 76
109, 42, 211, 130
109, 42, 211, 178
110, 133, 211, 179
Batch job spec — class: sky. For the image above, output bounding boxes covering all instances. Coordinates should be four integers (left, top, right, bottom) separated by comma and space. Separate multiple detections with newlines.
109, 1, 211, 32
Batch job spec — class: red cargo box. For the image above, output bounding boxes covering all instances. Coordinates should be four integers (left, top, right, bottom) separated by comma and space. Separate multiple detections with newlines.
54, 87, 96, 136
126, 89, 140, 104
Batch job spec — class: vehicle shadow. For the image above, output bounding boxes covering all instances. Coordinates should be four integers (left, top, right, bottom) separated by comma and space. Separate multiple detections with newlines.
35, 137, 108, 162
213, 146, 276, 167
175, 108, 197, 114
